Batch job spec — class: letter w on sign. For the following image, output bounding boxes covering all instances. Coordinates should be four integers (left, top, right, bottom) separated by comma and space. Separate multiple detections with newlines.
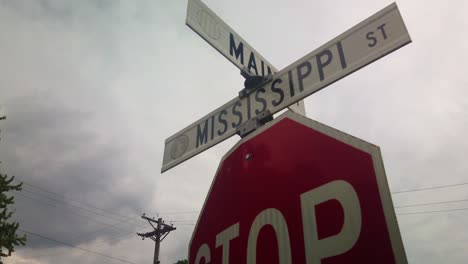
185, 0, 306, 114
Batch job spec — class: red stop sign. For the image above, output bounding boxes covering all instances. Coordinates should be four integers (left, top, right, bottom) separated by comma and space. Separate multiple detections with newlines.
189, 112, 407, 264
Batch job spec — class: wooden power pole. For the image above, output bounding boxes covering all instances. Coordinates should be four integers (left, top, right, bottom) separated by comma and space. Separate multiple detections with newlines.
137, 214, 176, 264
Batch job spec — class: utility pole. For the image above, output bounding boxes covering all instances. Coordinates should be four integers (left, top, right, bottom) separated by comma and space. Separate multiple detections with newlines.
137, 214, 176, 264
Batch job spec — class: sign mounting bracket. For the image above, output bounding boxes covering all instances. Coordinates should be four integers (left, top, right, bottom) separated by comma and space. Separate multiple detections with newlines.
236, 109, 273, 138
239, 67, 273, 99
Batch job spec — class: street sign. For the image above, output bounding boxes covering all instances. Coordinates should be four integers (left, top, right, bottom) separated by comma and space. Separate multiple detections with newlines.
186, 0, 275, 76
186, 0, 306, 114
189, 111, 407, 263
163, 2, 411, 172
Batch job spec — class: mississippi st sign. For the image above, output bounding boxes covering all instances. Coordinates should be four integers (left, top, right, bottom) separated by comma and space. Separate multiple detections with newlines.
189, 111, 407, 263
162, 2, 412, 172
186, 0, 306, 114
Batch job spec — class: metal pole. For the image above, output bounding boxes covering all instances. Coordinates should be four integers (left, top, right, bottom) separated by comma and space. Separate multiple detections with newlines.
153, 218, 162, 264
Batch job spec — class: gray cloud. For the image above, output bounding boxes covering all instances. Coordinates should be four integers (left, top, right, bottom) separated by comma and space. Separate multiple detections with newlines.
1, 93, 152, 246
1, 0, 468, 263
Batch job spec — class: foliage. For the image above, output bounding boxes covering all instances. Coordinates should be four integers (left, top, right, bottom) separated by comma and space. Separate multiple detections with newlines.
0, 174, 26, 260
174, 260, 188, 264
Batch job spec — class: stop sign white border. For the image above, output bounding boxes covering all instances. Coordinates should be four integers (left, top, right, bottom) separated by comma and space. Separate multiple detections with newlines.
189, 110, 407, 263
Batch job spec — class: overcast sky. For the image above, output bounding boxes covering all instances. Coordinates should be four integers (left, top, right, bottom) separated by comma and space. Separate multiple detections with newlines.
1, 0, 467, 263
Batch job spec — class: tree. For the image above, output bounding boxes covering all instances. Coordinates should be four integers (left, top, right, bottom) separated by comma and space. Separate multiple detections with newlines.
174, 260, 188, 264
0, 174, 26, 260
1, 115, 27, 261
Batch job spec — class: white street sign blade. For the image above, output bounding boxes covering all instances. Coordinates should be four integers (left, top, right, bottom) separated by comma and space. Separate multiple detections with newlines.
186, 0, 276, 76
186, 0, 306, 115
163, 2, 411, 173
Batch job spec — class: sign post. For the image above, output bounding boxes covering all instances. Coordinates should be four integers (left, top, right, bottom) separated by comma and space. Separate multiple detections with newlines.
162, 2, 411, 172
189, 111, 407, 263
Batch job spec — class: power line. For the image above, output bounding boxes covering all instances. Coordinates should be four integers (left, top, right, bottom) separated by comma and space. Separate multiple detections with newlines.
13, 183, 190, 261
15, 178, 148, 226
17, 188, 145, 230
15, 191, 126, 231
68, 214, 144, 245
397, 207, 468, 216
142, 182, 468, 217
15, 190, 154, 254
14, 180, 198, 245
147, 211, 200, 215
24, 182, 145, 224
15, 190, 152, 251
29, 227, 147, 259
18, 229, 137, 264
18, 185, 147, 229
395, 198, 468, 209
392, 182, 468, 194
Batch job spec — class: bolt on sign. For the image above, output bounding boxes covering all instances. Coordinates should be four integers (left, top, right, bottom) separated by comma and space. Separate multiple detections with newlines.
162, 2, 411, 172
189, 111, 407, 263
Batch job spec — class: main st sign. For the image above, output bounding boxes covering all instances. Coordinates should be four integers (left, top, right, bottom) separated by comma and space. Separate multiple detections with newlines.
189, 112, 407, 263
185, 0, 306, 115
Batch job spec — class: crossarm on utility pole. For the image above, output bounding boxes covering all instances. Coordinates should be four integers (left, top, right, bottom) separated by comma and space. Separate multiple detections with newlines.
137, 214, 177, 264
